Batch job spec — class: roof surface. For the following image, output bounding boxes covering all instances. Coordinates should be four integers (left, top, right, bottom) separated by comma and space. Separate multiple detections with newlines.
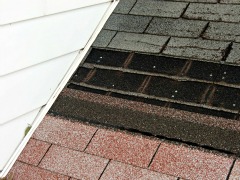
6, 0, 240, 179
50, 0, 240, 153
7, 115, 240, 179
87, 0, 240, 121
94, 0, 240, 64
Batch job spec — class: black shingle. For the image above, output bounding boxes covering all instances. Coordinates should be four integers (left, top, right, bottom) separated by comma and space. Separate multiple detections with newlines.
146, 77, 209, 104
215, 65, 240, 85
186, 61, 221, 82
211, 86, 240, 111
128, 54, 186, 76
85, 48, 129, 67
71, 67, 91, 83
87, 69, 146, 92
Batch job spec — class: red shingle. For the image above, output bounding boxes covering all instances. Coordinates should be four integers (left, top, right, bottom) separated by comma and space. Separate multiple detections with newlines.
150, 143, 233, 180
85, 129, 160, 168
18, 139, 51, 166
9, 161, 69, 180
33, 115, 97, 151
229, 159, 240, 180
39, 145, 108, 180
101, 160, 177, 180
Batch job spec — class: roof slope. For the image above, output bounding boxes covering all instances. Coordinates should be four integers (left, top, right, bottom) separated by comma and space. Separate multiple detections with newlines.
94, 0, 240, 64
51, 0, 240, 154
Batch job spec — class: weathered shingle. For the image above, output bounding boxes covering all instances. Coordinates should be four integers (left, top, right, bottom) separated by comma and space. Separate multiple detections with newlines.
130, 0, 188, 18
163, 37, 229, 61
166, 0, 217, 2
114, 0, 137, 14
220, 0, 240, 4
93, 30, 116, 48
104, 14, 152, 33
184, 3, 240, 22
203, 22, 240, 42
108, 32, 169, 53
146, 17, 207, 38
226, 43, 240, 64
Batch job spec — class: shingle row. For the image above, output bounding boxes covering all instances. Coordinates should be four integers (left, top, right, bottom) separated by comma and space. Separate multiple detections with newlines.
95, 0, 240, 64
71, 48, 240, 115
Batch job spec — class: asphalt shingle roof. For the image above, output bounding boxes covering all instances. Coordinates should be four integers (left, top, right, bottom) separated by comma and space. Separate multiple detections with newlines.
52, 0, 240, 155
5, 1, 240, 179
9, 115, 238, 179
95, 0, 240, 64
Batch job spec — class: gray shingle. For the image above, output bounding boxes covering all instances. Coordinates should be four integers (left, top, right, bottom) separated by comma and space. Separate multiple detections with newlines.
93, 30, 117, 48
203, 22, 240, 42
104, 14, 152, 33
163, 37, 229, 61
130, 0, 187, 18
226, 43, 240, 64
184, 3, 240, 22
108, 32, 169, 53
114, 0, 137, 14
220, 0, 240, 4
165, 0, 217, 2
146, 18, 207, 38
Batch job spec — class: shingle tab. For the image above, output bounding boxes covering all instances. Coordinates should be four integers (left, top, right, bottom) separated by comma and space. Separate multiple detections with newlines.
163, 37, 229, 61
10, 161, 69, 180
226, 43, 240, 64
185, 61, 221, 81
33, 116, 97, 151
216, 64, 240, 85
18, 139, 51, 166
168, 0, 217, 2
146, 77, 209, 104
203, 22, 240, 42
130, 0, 188, 18
85, 129, 160, 168
93, 30, 116, 48
229, 160, 240, 179
146, 18, 207, 38
114, 0, 137, 14
104, 14, 152, 33
85, 48, 129, 67
128, 53, 187, 76
211, 85, 240, 110
87, 69, 146, 92
108, 32, 169, 53
39, 145, 108, 180
184, 3, 240, 23
220, 0, 240, 4
150, 143, 233, 180
71, 67, 91, 83
101, 161, 176, 180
